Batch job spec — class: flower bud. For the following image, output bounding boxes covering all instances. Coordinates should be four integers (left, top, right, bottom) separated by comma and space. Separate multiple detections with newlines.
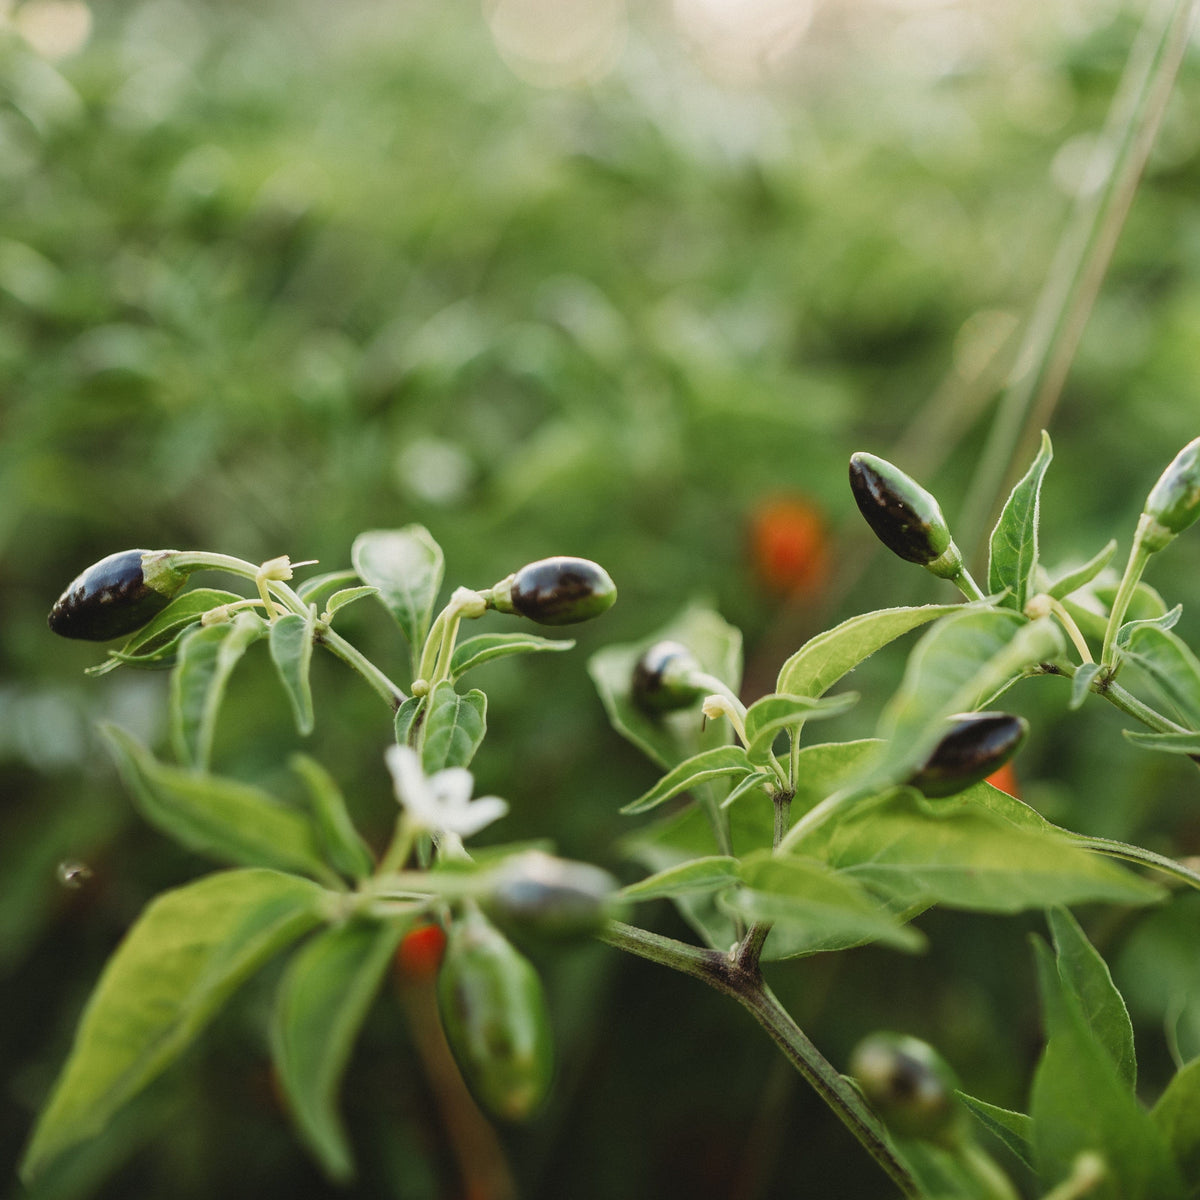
491, 557, 616, 626
1141, 437, 1200, 552
849, 453, 953, 567
906, 712, 1028, 799
631, 640, 706, 714
437, 908, 554, 1121
48, 550, 188, 641
482, 851, 620, 939
848, 1032, 962, 1144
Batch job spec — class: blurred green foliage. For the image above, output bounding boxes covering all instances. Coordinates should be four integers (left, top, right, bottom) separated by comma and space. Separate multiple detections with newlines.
6, 0, 1200, 1196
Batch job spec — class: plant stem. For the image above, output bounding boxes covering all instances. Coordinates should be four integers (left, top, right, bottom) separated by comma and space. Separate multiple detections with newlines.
599, 921, 919, 1196
1097, 677, 1188, 734
1100, 521, 1153, 666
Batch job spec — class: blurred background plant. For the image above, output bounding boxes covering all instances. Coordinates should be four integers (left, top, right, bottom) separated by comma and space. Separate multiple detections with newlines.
5, 0, 1200, 1196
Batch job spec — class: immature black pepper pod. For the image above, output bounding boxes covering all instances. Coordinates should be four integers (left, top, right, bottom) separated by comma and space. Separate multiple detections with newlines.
1141, 436, 1200, 552
848, 1032, 963, 1145
491, 556, 616, 626
47, 550, 188, 642
849, 452, 953, 567
481, 851, 620, 940
906, 712, 1028, 799
437, 908, 554, 1121
631, 640, 706, 714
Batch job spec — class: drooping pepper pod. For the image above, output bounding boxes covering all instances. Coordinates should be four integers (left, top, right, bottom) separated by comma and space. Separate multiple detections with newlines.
436, 907, 554, 1121
48, 549, 191, 641
848, 1032, 964, 1146
906, 712, 1028, 799
490, 556, 616, 626
481, 851, 620, 940
630, 640, 707, 714
1139, 436, 1200, 553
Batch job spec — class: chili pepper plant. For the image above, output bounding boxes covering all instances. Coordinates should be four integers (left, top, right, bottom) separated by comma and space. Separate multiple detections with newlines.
21, 432, 1200, 1199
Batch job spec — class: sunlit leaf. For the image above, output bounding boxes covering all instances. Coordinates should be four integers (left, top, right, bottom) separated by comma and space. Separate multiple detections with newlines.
450, 632, 574, 681
620, 856, 738, 901
742, 692, 858, 765
621, 746, 754, 816
988, 429, 1052, 611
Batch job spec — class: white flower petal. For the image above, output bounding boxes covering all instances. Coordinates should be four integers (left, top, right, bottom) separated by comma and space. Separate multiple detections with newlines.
444, 795, 509, 837
429, 766, 475, 808
386, 745, 437, 822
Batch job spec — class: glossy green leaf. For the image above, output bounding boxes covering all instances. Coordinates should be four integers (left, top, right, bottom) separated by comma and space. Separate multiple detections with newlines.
270, 608, 317, 736
1152, 1055, 1200, 1191
290, 755, 376, 882
324, 586, 379, 618
1070, 661, 1102, 710
621, 745, 754, 815
957, 1093, 1033, 1169
742, 692, 858, 765
103, 725, 336, 882
620, 856, 739, 900
775, 604, 960, 699
989, 429, 1052, 611
450, 632, 574, 681
1047, 907, 1136, 1090
1120, 624, 1200, 727
85, 589, 244, 676
394, 695, 424, 748
296, 570, 360, 606
797, 788, 1162, 913
20, 869, 328, 1183
718, 770, 775, 809
850, 611, 1064, 798
170, 611, 267, 768
1030, 939, 1184, 1199
351, 527, 444, 669
726, 853, 925, 956
588, 601, 742, 771
1046, 540, 1118, 601
271, 919, 405, 1182
421, 681, 486, 771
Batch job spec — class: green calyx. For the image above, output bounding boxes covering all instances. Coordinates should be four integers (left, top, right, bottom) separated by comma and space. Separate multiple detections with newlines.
849, 452, 953, 567
1141, 436, 1200, 551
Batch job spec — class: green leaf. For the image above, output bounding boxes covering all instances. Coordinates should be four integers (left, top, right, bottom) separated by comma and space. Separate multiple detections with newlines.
85, 589, 244, 676
170, 612, 267, 768
1152, 1055, 1200, 1192
324, 586, 379, 618
270, 608, 317, 736
296, 569, 360, 606
726, 853, 925, 957
1123, 730, 1200, 755
450, 632, 574, 681
271, 919, 405, 1182
290, 755, 376, 882
1046, 540, 1118, 601
620, 856, 739, 901
394, 695, 424, 747
1047, 907, 1136, 1090
988, 429, 1053, 611
718, 770, 775, 809
1117, 605, 1183, 645
957, 1093, 1033, 1169
1070, 661, 1103, 710
742, 692, 858, 765
776, 604, 961, 699
850, 610, 1064, 798
1120, 624, 1200, 727
351, 527, 444, 671
421, 681, 486, 771
588, 601, 742, 771
797, 788, 1162, 913
103, 725, 336, 882
1030, 938, 1185, 1200
20, 868, 328, 1182
621, 746, 754, 816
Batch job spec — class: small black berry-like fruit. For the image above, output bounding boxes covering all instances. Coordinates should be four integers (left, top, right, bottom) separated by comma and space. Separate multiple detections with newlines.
48, 550, 185, 642
631, 640, 706, 714
499, 557, 616, 626
906, 712, 1028, 799
482, 851, 619, 939
848, 1032, 963, 1145
849, 452, 953, 566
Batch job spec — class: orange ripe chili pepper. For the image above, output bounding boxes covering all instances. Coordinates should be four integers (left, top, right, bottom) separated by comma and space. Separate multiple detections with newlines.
750, 498, 829, 595
985, 761, 1020, 799
396, 922, 448, 982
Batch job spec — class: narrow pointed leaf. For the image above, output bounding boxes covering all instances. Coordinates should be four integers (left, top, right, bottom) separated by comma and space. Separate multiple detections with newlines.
1121, 624, 1200, 727
621, 856, 739, 901
776, 605, 960, 699
988, 430, 1053, 611
394, 695, 424, 748
351, 527, 444, 670
1123, 730, 1200, 755
1047, 907, 1136, 1089
743, 692, 858, 765
1152, 1055, 1200, 1192
957, 1094, 1033, 1169
324, 586, 379, 618
297, 570, 360, 606
421, 681, 486, 771
290, 755, 375, 882
621, 746, 754, 815
1070, 661, 1103, 710
450, 632, 574, 681
270, 608, 317, 736
19, 869, 328, 1183
170, 612, 267, 768
1117, 605, 1183, 646
271, 919, 405, 1182
103, 725, 335, 881
1047, 540, 1118, 601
